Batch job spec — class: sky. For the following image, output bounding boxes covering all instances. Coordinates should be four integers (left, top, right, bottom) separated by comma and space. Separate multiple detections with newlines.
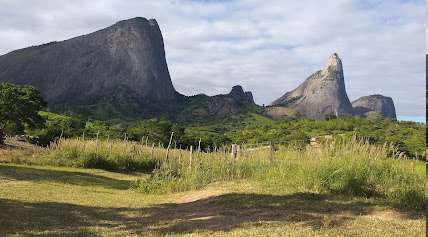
0, 0, 425, 121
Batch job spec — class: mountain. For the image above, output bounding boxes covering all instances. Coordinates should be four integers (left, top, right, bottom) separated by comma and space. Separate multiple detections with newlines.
0, 17, 181, 119
0, 17, 397, 122
177, 85, 259, 121
269, 53, 354, 119
352, 95, 396, 120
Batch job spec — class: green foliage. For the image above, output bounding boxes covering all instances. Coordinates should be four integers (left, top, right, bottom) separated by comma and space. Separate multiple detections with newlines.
126, 118, 184, 146
0, 82, 46, 135
22, 109, 426, 160
26, 112, 85, 146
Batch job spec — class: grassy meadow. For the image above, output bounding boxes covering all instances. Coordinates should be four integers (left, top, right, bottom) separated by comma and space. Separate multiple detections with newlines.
0, 136, 425, 236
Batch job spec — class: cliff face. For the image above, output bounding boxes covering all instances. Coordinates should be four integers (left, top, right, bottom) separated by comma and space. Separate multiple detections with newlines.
0, 17, 180, 118
352, 95, 396, 120
270, 53, 354, 119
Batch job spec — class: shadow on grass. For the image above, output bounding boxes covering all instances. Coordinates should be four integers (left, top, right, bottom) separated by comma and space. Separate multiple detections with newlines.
0, 165, 131, 190
0, 193, 423, 236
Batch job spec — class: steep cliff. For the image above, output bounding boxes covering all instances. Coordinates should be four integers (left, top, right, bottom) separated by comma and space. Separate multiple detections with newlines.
0, 17, 180, 119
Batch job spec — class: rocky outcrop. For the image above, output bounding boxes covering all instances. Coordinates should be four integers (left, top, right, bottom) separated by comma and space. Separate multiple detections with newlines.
0, 17, 180, 118
181, 85, 257, 119
270, 53, 354, 119
352, 95, 396, 120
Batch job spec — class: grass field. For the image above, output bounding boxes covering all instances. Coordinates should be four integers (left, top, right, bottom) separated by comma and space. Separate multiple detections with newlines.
0, 138, 425, 236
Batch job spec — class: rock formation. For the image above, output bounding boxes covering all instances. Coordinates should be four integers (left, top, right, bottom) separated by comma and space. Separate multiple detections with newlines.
182, 85, 257, 119
270, 53, 354, 119
0, 17, 180, 118
352, 95, 396, 120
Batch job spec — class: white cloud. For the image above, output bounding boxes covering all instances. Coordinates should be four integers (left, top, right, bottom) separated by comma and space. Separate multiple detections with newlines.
0, 0, 425, 117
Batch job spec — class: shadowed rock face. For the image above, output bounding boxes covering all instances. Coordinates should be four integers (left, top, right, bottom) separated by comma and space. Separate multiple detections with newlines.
352, 95, 396, 120
186, 85, 257, 118
270, 53, 354, 119
0, 17, 179, 116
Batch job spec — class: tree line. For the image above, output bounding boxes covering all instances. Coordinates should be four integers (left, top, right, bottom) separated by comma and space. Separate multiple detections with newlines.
0, 82, 425, 159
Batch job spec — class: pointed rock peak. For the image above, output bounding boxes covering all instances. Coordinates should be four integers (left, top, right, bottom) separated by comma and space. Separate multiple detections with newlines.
324, 53, 342, 69
229, 85, 245, 95
229, 85, 254, 104
321, 52, 344, 80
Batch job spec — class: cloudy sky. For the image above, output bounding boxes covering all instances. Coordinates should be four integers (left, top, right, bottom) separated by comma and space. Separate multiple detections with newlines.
0, 0, 425, 121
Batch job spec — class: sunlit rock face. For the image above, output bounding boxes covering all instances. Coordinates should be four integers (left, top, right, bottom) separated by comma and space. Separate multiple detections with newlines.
270, 53, 354, 119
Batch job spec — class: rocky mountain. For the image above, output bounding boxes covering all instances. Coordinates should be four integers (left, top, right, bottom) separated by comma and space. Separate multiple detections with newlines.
0, 17, 397, 121
270, 53, 397, 120
352, 95, 396, 120
270, 53, 354, 119
0, 17, 181, 119
177, 85, 258, 121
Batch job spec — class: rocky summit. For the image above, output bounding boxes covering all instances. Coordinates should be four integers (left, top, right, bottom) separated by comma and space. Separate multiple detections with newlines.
270, 53, 397, 120
0, 17, 180, 118
352, 95, 396, 120
270, 53, 354, 119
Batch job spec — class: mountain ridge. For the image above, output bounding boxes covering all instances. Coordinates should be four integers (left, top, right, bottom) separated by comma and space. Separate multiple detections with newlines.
0, 17, 396, 121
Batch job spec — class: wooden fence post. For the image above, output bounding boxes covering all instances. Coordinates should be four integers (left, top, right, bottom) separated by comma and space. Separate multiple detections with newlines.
231, 144, 238, 160
59, 130, 64, 141
82, 131, 85, 153
189, 145, 193, 171
95, 130, 100, 154
269, 141, 275, 162
165, 132, 174, 160
198, 138, 201, 152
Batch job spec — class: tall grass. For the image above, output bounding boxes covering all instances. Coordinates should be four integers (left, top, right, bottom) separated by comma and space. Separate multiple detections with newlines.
30, 137, 425, 210
38, 138, 160, 172
134, 138, 425, 210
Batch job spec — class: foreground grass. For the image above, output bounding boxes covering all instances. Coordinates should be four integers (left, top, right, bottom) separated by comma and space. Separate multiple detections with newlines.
3, 137, 426, 210
0, 163, 425, 237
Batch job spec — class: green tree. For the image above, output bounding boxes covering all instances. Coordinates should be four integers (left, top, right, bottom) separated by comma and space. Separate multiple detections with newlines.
0, 83, 46, 141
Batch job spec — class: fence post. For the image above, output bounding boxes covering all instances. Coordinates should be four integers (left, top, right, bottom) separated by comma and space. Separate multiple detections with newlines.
165, 132, 174, 160
95, 130, 100, 154
82, 132, 85, 153
189, 145, 193, 171
59, 130, 64, 141
269, 141, 275, 162
231, 144, 238, 160
197, 138, 201, 152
